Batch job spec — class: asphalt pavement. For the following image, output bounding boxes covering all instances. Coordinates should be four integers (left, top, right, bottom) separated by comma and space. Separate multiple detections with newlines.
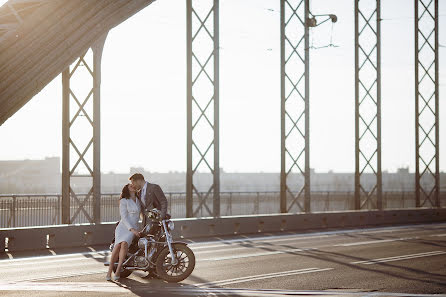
0, 222, 445, 297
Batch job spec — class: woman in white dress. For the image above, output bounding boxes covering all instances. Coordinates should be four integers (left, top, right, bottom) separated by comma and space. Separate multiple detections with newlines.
106, 183, 142, 281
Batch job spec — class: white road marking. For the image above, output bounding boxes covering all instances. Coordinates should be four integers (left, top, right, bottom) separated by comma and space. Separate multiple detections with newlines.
201, 247, 317, 261
195, 267, 334, 287
190, 223, 445, 250
334, 237, 419, 247
190, 234, 334, 250
356, 228, 416, 234
0, 281, 128, 293
0, 255, 106, 268
0, 249, 109, 264
1, 282, 444, 296
15, 270, 106, 282
194, 246, 263, 254
163, 287, 446, 297
351, 250, 446, 265
429, 233, 446, 237
193, 240, 323, 254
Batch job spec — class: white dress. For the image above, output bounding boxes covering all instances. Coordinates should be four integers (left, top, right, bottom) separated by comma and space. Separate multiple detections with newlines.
115, 197, 142, 246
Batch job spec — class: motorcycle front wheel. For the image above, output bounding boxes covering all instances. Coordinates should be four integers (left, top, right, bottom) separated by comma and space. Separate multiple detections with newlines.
156, 244, 195, 283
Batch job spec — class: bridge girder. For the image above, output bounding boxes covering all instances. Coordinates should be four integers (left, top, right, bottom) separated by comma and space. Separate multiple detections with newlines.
0, 0, 154, 126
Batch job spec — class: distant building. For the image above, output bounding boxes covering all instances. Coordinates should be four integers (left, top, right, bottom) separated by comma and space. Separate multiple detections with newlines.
0, 157, 444, 194
0, 157, 60, 193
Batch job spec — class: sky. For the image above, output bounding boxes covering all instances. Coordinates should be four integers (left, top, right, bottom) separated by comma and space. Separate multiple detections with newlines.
0, 0, 445, 174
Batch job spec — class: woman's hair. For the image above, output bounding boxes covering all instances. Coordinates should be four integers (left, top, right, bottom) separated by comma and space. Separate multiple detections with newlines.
120, 184, 130, 200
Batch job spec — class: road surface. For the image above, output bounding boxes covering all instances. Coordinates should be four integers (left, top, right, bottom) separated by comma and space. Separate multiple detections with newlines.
0, 223, 445, 296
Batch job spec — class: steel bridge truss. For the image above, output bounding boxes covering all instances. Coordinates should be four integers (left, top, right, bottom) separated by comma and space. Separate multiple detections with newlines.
4, 0, 439, 222
415, 0, 439, 207
354, 0, 383, 210
62, 35, 107, 224
186, 0, 220, 217
280, 0, 310, 213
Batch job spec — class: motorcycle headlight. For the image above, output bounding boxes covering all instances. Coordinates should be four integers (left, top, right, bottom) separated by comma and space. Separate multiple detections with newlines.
148, 209, 161, 220
138, 238, 149, 249
144, 221, 153, 233
167, 220, 174, 230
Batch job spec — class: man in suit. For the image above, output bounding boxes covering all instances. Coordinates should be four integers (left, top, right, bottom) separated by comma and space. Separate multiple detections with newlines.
129, 173, 168, 226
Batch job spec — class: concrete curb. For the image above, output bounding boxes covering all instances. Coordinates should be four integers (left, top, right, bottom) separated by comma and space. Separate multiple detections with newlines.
1, 208, 445, 252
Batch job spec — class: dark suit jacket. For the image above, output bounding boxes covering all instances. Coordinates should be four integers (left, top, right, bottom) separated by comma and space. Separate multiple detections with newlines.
138, 182, 168, 225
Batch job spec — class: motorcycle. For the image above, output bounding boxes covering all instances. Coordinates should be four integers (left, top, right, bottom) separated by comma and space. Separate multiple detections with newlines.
104, 209, 195, 282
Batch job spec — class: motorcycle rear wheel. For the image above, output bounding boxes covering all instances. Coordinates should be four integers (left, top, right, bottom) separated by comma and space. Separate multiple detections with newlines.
156, 244, 195, 283
112, 265, 132, 278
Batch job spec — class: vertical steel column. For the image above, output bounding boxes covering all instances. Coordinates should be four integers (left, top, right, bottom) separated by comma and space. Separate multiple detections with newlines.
92, 35, 107, 223
61, 35, 107, 224
376, 0, 383, 210
354, 0, 359, 210
280, 0, 286, 213
304, 0, 310, 213
414, 0, 439, 207
354, 0, 382, 210
213, 0, 220, 217
186, 0, 193, 218
435, 0, 439, 208
280, 0, 310, 213
62, 69, 70, 224
186, 0, 220, 218
415, 0, 419, 207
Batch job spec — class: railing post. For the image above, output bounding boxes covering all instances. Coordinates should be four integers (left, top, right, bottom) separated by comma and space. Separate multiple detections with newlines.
229, 192, 232, 216
169, 193, 172, 215
326, 191, 330, 211
11, 195, 16, 228
255, 192, 260, 214
200, 192, 203, 217
56, 195, 61, 225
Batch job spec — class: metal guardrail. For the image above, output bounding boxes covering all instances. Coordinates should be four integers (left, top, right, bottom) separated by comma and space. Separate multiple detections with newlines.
0, 191, 444, 228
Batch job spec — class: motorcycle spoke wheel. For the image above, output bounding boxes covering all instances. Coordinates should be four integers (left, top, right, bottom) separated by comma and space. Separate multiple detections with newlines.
112, 265, 132, 278
156, 244, 195, 283
163, 251, 189, 277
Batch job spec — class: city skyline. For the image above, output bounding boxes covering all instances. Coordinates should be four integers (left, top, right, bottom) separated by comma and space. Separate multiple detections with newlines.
2, 156, 444, 195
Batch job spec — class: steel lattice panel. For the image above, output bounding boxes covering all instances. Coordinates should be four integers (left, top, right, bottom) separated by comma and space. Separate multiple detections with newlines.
415, 0, 439, 207
62, 36, 105, 224
280, 0, 310, 213
63, 51, 95, 224
186, 0, 220, 217
354, 0, 383, 210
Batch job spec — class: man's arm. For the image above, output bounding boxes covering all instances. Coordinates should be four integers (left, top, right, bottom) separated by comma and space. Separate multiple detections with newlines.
154, 184, 168, 219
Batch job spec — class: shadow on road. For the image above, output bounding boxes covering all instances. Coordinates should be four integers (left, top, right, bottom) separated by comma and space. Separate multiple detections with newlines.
111, 274, 242, 297
231, 237, 446, 289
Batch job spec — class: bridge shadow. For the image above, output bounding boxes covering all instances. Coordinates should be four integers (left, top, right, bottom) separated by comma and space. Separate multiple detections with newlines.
231, 238, 446, 288
110, 274, 241, 297
98, 225, 446, 294
331, 231, 446, 249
